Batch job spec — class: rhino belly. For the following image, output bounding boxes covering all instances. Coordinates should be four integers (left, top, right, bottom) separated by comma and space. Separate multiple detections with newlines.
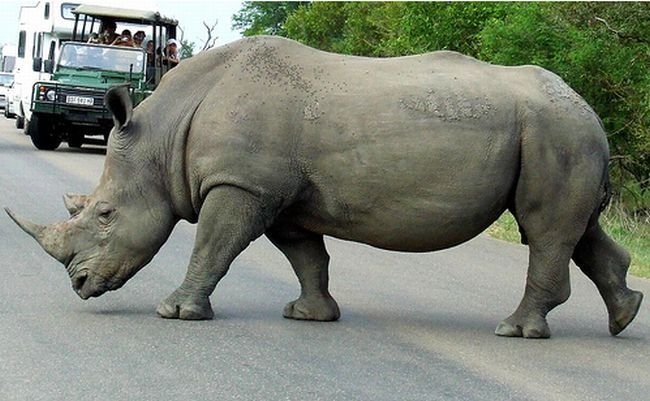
291, 148, 518, 252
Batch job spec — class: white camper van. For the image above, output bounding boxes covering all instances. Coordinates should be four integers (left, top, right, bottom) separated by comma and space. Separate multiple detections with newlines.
13, 1, 80, 129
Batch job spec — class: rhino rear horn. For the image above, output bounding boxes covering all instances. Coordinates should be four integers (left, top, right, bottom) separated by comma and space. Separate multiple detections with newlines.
63, 193, 88, 216
5, 207, 72, 264
105, 85, 133, 130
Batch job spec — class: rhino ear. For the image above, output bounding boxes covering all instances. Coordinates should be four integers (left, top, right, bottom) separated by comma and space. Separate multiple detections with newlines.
105, 85, 132, 130
63, 193, 88, 216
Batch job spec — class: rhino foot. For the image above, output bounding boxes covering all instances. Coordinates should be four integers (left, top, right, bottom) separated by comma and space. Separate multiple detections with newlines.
157, 290, 214, 320
609, 290, 643, 336
495, 315, 551, 339
283, 295, 341, 321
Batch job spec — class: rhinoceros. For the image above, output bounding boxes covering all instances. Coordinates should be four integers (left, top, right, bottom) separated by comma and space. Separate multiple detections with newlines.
5, 36, 643, 338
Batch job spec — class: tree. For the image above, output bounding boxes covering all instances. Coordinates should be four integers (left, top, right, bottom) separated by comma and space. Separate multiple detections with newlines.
177, 26, 195, 59
479, 3, 650, 205
177, 18, 219, 57
179, 39, 195, 59
201, 19, 219, 51
232, 2, 308, 36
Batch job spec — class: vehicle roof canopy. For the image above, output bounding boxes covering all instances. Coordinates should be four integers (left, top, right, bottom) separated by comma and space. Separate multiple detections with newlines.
72, 4, 178, 27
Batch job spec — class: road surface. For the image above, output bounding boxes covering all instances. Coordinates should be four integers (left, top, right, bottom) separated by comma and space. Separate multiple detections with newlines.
0, 117, 648, 401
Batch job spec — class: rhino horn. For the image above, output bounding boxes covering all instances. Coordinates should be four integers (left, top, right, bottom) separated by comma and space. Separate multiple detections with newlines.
63, 193, 88, 216
5, 207, 72, 264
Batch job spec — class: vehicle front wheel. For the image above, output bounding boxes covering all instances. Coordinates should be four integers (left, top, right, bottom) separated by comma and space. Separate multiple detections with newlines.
67, 132, 84, 148
15, 114, 24, 129
28, 113, 61, 150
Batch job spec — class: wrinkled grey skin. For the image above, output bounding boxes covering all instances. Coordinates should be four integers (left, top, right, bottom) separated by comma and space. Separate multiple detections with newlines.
6, 36, 643, 338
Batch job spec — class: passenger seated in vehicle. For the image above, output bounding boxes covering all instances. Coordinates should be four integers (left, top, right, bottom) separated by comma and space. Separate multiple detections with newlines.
162, 38, 180, 69
87, 33, 101, 44
145, 40, 155, 83
99, 20, 119, 45
133, 31, 146, 49
112, 30, 134, 47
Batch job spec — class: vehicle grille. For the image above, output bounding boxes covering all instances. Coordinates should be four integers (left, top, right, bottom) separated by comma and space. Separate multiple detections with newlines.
55, 86, 106, 109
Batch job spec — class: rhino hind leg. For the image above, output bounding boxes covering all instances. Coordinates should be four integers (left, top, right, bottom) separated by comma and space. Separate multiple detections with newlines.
157, 186, 268, 320
497, 167, 600, 337
572, 221, 643, 336
267, 228, 340, 321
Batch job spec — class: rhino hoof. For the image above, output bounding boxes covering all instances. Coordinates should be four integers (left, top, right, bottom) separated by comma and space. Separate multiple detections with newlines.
495, 316, 550, 339
283, 296, 341, 321
609, 290, 643, 336
156, 291, 214, 320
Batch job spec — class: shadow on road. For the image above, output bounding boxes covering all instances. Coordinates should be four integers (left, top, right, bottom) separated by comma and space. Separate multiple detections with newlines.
56, 146, 107, 155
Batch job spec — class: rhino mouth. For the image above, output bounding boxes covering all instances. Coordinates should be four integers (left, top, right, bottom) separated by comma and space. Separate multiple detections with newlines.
66, 254, 129, 299
71, 270, 109, 299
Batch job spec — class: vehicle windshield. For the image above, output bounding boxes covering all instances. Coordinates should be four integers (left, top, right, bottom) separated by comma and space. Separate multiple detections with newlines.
0, 73, 13, 87
58, 43, 145, 74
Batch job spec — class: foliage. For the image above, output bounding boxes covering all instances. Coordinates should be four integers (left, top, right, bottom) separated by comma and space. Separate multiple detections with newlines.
478, 3, 650, 212
232, 2, 308, 36
179, 39, 194, 59
233, 2, 650, 213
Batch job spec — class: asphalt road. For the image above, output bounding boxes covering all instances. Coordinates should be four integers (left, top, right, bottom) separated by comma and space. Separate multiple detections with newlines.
0, 116, 648, 401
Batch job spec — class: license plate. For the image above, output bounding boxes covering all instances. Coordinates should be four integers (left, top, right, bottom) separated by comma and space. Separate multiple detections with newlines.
66, 95, 94, 106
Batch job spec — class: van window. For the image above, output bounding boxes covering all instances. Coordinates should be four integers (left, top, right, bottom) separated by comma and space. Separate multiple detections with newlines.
17, 31, 26, 58
48, 41, 56, 61
33, 33, 43, 59
61, 3, 80, 20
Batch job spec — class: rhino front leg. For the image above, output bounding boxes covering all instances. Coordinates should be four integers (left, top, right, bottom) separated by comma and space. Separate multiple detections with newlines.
267, 227, 340, 321
157, 186, 267, 320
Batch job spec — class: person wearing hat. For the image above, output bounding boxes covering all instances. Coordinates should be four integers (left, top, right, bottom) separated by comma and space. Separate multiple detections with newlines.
162, 38, 180, 69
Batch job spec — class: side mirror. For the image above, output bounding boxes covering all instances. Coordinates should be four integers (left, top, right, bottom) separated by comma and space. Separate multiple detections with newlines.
43, 60, 54, 74
32, 57, 43, 72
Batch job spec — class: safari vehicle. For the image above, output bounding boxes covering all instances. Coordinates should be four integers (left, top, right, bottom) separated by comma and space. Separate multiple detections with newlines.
28, 4, 177, 150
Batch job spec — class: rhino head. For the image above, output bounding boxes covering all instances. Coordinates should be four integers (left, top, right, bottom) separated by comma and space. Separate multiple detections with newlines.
5, 86, 177, 299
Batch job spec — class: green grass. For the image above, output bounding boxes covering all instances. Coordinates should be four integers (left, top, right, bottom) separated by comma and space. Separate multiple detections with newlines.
486, 209, 650, 279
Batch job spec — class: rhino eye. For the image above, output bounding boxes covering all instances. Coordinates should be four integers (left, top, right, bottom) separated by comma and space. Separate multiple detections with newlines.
97, 206, 115, 224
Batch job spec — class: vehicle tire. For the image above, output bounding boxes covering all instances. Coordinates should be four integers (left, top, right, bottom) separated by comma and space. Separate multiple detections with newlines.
15, 114, 24, 129
28, 113, 61, 150
68, 133, 83, 148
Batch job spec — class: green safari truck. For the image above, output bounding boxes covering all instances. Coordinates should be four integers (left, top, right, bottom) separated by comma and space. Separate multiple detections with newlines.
28, 5, 177, 150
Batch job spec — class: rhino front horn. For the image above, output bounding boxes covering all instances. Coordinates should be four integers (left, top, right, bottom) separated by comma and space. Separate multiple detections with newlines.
4, 207, 71, 264
5, 207, 45, 239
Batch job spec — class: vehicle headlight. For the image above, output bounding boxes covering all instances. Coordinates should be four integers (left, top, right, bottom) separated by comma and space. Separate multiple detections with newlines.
37, 85, 56, 101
